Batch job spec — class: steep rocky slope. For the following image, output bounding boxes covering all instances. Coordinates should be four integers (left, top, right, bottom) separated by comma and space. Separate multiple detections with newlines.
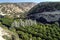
27, 2, 60, 23
0, 2, 37, 18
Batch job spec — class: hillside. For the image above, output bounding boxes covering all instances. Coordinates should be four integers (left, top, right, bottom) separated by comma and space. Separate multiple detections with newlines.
0, 2, 37, 18
27, 2, 60, 23
0, 2, 60, 40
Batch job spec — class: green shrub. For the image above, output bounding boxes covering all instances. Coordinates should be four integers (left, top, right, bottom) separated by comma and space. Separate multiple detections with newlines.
3, 35, 12, 40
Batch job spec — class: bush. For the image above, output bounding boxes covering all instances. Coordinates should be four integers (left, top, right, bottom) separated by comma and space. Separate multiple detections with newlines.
3, 35, 12, 40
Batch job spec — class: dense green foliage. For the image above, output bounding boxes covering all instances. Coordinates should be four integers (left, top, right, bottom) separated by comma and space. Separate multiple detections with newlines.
0, 17, 60, 40
14, 23, 60, 40
0, 16, 14, 27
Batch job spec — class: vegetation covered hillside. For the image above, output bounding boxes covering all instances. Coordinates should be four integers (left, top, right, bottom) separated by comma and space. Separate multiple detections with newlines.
27, 2, 60, 23
28, 2, 60, 14
0, 2, 60, 40
0, 16, 60, 40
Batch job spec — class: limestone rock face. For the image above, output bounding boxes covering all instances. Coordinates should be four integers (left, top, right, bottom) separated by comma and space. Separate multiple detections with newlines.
27, 2, 60, 23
